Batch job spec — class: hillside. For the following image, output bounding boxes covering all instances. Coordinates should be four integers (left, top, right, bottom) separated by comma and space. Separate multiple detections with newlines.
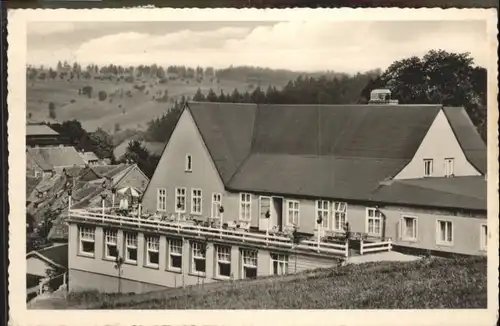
54, 256, 486, 309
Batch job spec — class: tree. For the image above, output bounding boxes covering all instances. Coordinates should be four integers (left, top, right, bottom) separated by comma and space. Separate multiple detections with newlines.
193, 88, 205, 101
206, 88, 218, 102
48, 102, 56, 119
98, 90, 108, 101
81, 86, 93, 98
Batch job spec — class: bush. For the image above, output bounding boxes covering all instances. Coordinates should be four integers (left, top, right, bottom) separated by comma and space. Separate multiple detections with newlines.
98, 90, 108, 101
70, 99, 76, 103
82, 86, 93, 98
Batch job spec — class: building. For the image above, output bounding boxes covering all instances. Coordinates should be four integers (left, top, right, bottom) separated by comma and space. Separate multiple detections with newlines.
66, 101, 487, 294
26, 124, 70, 148
26, 145, 87, 177
79, 151, 100, 166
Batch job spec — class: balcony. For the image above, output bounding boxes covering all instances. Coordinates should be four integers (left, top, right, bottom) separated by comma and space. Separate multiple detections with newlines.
68, 207, 392, 259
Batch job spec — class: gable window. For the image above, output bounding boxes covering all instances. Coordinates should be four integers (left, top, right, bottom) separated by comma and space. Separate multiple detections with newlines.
239, 193, 252, 221
444, 158, 454, 177
79, 227, 95, 257
271, 253, 288, 276
191, 189, 202, 215
175, 187, 186, 213
333, 202, 347, 231
424, 159, 433, 177
286, 200, 300, 226
185, 154, 192, 172
145, 236, 160, 268
191, 242, 206, 275
168, 238, 183, 271
104, 229, 118, 260
315, 200, 330, 230
211, 193, 222, 219
366, 208, 382, 236
400, 216, 418, 241
241, 249, 258, 279
480, 224, 487, 250
157, 188, 167, 212
436, 220, 453, 245
215, 246, 231, 278
124, 232, 138, 264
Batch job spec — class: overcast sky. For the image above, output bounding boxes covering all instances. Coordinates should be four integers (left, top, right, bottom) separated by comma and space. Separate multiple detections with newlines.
27, 20, 487, 74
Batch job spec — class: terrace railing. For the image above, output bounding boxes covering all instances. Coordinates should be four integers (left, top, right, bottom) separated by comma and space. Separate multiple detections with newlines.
360, 238, 392, 255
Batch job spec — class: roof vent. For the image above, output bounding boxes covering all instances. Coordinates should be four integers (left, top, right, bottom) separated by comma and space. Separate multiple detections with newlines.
369, 89, 399, 105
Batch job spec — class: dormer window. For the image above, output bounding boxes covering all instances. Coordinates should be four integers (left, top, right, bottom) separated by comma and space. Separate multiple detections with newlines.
444, 158, 454, 177
185, 154, 192, 172
424, 159, 433, 177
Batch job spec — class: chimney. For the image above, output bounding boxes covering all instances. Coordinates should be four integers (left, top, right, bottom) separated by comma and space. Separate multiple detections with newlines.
369, 89, 399, 105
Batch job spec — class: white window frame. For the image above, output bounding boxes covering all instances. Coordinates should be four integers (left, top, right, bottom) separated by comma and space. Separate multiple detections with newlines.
104, 229, 118, 260
124, 232, 138, 264
436, 220, 454, 246
315, 200, 330, 230
211, 193, 222, 219
270, 253, 288, 276
366, 207, 382, 236
444, 158, 454, 177
480, 224, 487, 251
145, 236, 160, 268
286, 200, 300, 226
333, 202, 347, 231
215, 246, 231, 279
191, 188, 203, 215
400, 215, 418, 241
239, 193, 252, 221
424, 159, 433, 177
79, 227, 95, 257
185, 154, 192, 172
241, 249, 258, 279
175, 187, 187, 213
167, 238, 183, 271
157, 188, 167, 212
191, 241, 206, 276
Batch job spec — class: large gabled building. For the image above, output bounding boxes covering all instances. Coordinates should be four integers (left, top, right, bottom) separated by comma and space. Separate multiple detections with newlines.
67, 100, 488, 294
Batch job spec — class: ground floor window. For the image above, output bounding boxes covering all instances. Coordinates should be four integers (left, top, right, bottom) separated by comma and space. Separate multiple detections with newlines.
241, 249, 258, 279
124, 232, 138, 263
366, 208, 382, 235
215, 246, 231, 278
271, 253, 288, 276
79, 226, 95, 256
191, 242, 206, 275
437, 220, 453, 245
168, 238, 183, 271
145, 235, 160, 268
401, 216, 418, 240
104, 229, 118, 259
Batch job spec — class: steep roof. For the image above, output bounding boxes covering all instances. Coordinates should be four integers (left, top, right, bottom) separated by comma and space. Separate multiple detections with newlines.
27, 146, 86, 170
27, 243, 68, 270
26, 125, 59, 136
186, 102, 486, 210
26, 176, 42, 199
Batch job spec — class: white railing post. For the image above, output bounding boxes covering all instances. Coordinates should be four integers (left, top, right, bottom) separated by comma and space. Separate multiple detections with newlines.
219, 212, 223, 239
345, 239, 349, 258
317, 224, 321, 252
360, 238, 364, 255
68, 196, 72, 211
101, 200, 105, 222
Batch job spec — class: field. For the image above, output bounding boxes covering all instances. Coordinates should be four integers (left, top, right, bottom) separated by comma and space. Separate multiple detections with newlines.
54, 256, 486, 309
26, 77, 273, 133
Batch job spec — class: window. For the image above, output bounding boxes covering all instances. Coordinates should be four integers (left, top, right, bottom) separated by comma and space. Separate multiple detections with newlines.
241, 249, 258, 279
175, 187, 186, 213
191, 189, 202, 215
145, 236, 160, 268
104, 229, 118, 260
168, 238, 183, 271
444, 158, 454, 177
424, 159, 433, 177
157, 188, 167, 212
437, 220, 453, 245
400, 216, 418, 241
211, 193, 222, 219
316, 200, 330, 229
480, 224, 487, 250
124, 232, 138, 263
286, 200, 300, 226
239, 193, 252, 221
79, 227, 95, 256
191, 242, 206, 275
271, 253, 288, 276
185, 154, 192, 172
333, 202, 347, 231
366, 208, 382, 235
215, 246, 231, 278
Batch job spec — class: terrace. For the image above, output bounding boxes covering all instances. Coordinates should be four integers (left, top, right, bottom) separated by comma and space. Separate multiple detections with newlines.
67, 203, 393, 259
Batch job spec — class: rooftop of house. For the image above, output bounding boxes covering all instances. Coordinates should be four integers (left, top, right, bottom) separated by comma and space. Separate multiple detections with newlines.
27, 146, 87, 171
81, 151, 100, 162
26, 243, 68, 270
26, 176, 42, 200
26, 124, 59, 136
182, 102, 486, 211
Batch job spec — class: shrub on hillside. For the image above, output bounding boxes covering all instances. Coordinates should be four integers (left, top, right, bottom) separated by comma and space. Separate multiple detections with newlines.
81, 86, 93, 98
125, 76, 134, 83
70, 99, 76, 103
98, 91, 108, 101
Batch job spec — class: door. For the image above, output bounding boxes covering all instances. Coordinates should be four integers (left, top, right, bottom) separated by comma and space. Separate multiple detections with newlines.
259, 196, 271, 231
273, 197, 284, 231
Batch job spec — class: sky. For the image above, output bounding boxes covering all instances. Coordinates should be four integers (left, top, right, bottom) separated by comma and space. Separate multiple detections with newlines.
27, 20, 488, 74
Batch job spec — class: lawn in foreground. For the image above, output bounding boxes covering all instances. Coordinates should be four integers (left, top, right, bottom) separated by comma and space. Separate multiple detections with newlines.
69, 256, 487, 309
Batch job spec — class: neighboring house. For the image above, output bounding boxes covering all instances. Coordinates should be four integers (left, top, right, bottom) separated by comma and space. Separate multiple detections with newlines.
79, 151, 100, 166
26, 243, 68, 301
65, 101, 487, 294
26, 176, 42, 205
26, 146, 87, 177
114, 139, 164, 160
26, 124, 70, 148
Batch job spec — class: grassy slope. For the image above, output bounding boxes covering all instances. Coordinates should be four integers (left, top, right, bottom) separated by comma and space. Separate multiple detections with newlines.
64, 256, 486, 309
27, 77, 272, 133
